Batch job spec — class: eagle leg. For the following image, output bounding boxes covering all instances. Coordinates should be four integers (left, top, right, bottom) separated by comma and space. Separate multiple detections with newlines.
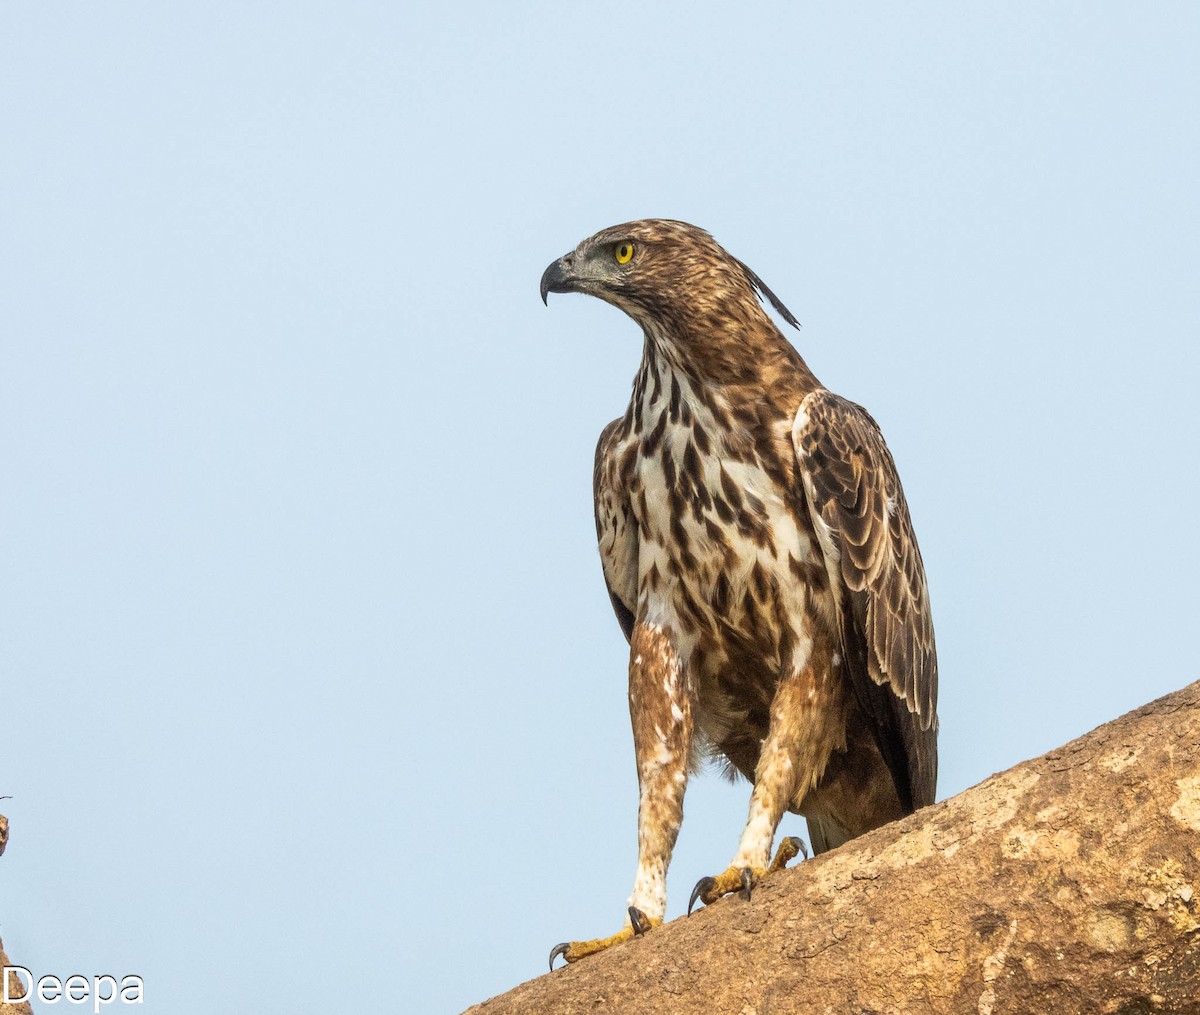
687, 837, 807, 913
690, 650, 840, 910
549, 622, 691, 968
548, 907, 660, 970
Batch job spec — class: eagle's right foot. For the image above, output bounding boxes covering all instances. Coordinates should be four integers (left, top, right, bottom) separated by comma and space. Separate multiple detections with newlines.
548, 906, 659, 970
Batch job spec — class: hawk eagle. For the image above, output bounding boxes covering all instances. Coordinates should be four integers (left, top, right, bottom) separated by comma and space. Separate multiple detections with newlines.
540, 220, 938, 967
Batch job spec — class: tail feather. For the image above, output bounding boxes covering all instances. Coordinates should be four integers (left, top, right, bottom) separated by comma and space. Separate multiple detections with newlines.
806, 815, 853, 855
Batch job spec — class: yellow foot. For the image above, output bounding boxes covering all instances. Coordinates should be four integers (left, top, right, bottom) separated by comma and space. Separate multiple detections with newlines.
548, 906, 660, 970
768, 834, 807, 873
687, 836, 808, 914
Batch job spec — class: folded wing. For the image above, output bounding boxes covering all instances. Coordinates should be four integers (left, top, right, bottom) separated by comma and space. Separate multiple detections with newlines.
793, 389, 938, 810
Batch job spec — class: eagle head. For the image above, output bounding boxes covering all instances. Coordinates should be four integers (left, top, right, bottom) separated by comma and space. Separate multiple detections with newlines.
540, 219, 800, 333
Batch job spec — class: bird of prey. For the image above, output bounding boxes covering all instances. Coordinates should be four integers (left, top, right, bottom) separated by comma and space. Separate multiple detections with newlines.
540, 220, 938, 968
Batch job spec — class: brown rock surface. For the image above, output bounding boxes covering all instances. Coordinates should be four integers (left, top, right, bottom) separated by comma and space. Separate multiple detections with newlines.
1, 809, 33, 1015
0, 936, 33, 1015
466, 682, 1200, 1014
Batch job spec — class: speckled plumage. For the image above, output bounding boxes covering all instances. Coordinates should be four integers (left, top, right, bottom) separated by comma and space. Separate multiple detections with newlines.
542, 219, 938, 949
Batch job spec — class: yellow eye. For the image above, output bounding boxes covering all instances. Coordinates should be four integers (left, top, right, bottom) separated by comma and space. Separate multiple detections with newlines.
614, 242, 634, 264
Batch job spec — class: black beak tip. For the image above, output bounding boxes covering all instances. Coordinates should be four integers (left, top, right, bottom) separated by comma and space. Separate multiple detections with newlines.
540, 256, 573, 306
539, 263, 556, 306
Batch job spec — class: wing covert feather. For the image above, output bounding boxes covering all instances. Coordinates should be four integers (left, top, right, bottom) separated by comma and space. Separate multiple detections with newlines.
793, 389, 938, 809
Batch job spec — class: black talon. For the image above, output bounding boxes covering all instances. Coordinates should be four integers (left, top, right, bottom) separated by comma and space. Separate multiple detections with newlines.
688, 876, 715, 915
739, 866, 754, 901
548, 942, 570, 972
787, 835, 810, 861
628, 906, 650, 936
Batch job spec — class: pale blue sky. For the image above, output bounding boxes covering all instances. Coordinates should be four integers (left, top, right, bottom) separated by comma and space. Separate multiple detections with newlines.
2, 4, 1198, 1013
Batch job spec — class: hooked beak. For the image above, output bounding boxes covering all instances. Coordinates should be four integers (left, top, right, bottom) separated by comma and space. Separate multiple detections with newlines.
539, 254, 577, 305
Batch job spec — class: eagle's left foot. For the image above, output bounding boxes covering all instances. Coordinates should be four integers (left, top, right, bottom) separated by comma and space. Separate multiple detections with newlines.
687, 865, 757, 914
548, 906, 659, 970
768, 834, 808, 872
687, 837, 808, 914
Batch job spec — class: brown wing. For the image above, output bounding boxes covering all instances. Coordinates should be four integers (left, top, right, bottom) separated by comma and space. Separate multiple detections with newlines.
793, 388, 938, 810
594, 417, 636, 642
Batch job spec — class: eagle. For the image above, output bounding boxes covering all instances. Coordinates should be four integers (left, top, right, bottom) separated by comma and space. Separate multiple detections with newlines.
540, 220, 938, 968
